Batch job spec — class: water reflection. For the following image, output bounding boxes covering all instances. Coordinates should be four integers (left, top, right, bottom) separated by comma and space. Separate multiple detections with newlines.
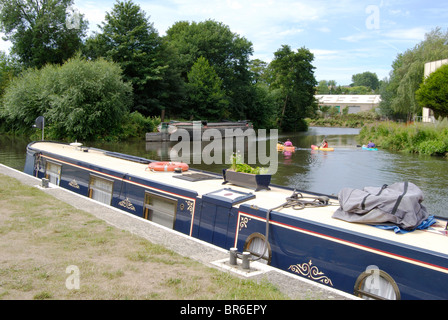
0, 135, 30, 167
1, 127, 447, 217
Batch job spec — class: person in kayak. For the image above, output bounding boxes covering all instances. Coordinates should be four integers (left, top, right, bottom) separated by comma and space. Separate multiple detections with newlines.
320, 140, 328, 148
367, 141, 376, 148
284, 139, 293, 147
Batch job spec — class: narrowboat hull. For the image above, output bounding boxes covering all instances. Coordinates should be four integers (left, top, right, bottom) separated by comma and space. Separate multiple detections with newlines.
24, 141, 448, 300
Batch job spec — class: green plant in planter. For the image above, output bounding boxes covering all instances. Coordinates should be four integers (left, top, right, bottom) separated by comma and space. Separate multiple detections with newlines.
230, 152, 268, 174
225, 152, 271, 191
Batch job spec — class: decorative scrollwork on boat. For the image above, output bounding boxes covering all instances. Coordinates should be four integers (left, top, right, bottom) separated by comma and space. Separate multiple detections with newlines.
69, 179, 80, 189
239, 216, 251, 231
118, 198, 136, 211
288, 260, 333, 286
186, 201, 194, 215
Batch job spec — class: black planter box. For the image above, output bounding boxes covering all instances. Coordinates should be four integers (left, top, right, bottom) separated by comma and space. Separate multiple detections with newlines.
222, 169, 271, 191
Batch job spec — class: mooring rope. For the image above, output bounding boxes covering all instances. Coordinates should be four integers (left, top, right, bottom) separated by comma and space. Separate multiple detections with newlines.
236, 189, 337, 262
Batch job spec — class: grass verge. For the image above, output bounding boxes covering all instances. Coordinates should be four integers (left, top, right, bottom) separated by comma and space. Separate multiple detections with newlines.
0, 173, 288, 300
358, 120, 448, 156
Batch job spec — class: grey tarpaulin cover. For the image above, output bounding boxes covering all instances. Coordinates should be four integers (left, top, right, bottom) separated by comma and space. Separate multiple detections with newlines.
332, 182, 430, 231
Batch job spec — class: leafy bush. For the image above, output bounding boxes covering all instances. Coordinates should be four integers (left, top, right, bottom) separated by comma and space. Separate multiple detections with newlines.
1, 68, 50, 133
416, 64, 448, 118
359, 121, 448, 156
119, 112, 161, 139
308, 111, 377, 128
417, 139, 446, 155
1, 56, 133, 141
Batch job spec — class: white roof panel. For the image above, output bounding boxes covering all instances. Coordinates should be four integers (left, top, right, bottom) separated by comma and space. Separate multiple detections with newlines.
315, 95, 381, 104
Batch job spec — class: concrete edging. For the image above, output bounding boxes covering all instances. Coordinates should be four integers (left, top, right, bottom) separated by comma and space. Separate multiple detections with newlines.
0, 164, 357, 300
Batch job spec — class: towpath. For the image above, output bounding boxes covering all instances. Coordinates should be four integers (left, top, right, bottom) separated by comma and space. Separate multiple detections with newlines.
0, 164, 356, 300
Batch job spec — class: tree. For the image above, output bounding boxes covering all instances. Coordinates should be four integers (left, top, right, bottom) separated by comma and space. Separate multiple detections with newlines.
85, 0, 181, 116
351, 71, 379, 90
185, 57, 229, 120
1, 67, 47, 132
0, 51, 20, 96
268, 45, 317, 131
1, 55, 132, 140
246, 83, 278, 128
327, 80, 338, 94
380, 28, 448, 120
0, 0, 88, 68
249, 59, 268, 84
165, 20, 253, 119
317, 80, 329, 94
316, 80, 339, 94
416, 64, 448, 118
346, 86, 371, 94
378, 77, 396, 118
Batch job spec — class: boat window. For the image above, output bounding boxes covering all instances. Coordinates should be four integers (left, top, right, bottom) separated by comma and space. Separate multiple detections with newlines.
244, 233, 271, 265
143, 192, 177, 229
45, 161, 61, 186
88, 175, 114, 205
354, 265, 400, 300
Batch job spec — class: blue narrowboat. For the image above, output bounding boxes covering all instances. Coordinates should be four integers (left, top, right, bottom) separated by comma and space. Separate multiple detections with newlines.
24, 141, 448, 300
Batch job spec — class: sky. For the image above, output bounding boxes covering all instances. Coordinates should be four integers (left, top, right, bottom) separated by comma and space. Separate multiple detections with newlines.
1, 0, 448, 85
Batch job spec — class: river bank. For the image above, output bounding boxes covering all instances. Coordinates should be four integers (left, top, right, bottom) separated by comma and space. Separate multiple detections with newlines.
358, 120, 448, 156
307, 117, 448, 158
0, 164, 355, 300
306, 112, 379, 129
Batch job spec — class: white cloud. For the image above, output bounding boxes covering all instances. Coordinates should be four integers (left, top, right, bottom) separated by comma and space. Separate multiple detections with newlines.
278, 28, 304, 37
317, 27, 331, 33
388, 9, 410, 17
150, 0, 324, 31
311, 49, 340, 60
0, 36, 11, 53
314, 66, 358, 83
226, 0, 242, 10
339, 32, 371, 43
74, 0, 112, 34
383, 27, 427, 41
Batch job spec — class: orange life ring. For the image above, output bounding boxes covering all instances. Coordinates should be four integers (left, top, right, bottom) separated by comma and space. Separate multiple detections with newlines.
148, 161, 189, 172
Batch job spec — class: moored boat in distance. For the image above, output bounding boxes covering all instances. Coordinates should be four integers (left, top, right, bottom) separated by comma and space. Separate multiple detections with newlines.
147, 120, 254, 141
24, 141, 448, 300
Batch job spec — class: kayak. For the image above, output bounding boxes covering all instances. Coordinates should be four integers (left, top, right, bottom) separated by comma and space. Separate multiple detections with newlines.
362, 145, 378, 151
311, 145, 334, 151
277, 144, 295, 152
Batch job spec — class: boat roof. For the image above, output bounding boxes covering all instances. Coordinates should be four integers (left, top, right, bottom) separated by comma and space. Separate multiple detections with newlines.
30, 141, 448, 256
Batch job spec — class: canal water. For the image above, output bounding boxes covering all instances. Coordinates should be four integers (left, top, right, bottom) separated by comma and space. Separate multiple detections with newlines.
1, 127, 447, 218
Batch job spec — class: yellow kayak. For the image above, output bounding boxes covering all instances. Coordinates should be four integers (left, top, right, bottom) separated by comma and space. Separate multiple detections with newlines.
277, 143, 295, 152
311, 145, 334, 151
